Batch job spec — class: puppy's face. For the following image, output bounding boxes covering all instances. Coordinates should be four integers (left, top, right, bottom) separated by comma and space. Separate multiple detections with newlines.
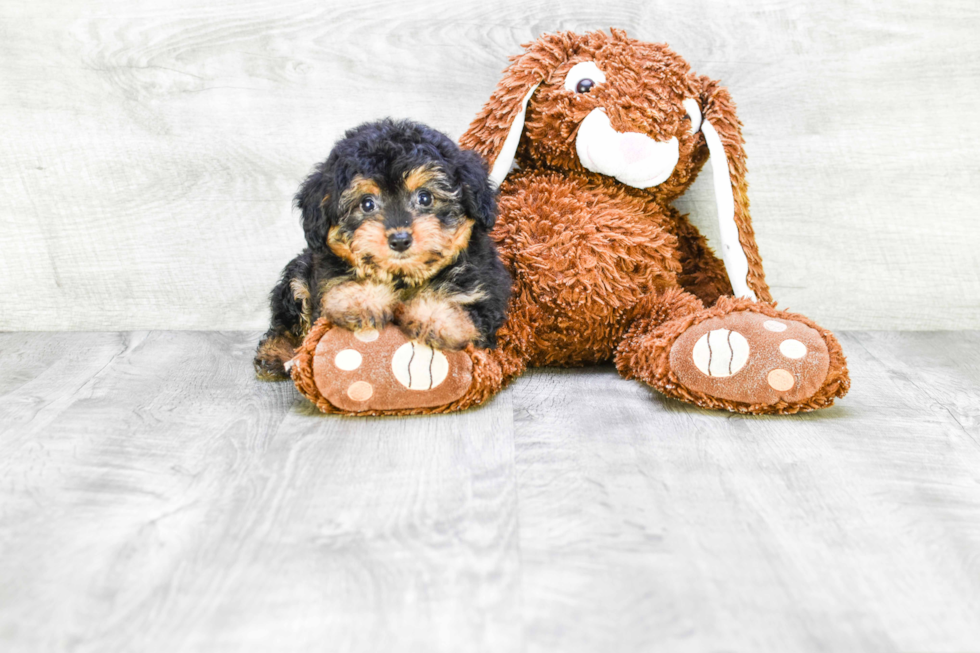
327, 165, 474, 285
297, 120, 497, 280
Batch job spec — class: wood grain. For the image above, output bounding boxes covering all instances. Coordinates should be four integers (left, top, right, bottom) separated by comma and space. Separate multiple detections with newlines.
511, 331, 980, 652
1, 0, 979, 331
1, 330, 980, 651
0, 331, 521, 653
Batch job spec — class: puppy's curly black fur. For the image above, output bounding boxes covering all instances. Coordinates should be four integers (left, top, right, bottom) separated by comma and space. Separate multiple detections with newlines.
255, 119, 511, 380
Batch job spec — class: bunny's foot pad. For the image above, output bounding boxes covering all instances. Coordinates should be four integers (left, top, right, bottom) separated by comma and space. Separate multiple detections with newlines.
293, 322, 473, 413
670, 310, 830, 406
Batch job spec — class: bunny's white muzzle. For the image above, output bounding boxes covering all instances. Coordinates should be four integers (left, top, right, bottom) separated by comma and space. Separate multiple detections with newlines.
575, 109, 679, 189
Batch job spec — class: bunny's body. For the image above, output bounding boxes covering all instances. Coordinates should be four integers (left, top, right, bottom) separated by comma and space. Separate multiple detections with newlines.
492, 170, 694, 366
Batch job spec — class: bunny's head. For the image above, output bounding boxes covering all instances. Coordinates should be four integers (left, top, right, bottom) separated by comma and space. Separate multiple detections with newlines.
460, 29, 771, 302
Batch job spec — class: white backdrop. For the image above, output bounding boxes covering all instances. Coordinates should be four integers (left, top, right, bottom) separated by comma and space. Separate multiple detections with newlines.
1, 0, 978, 331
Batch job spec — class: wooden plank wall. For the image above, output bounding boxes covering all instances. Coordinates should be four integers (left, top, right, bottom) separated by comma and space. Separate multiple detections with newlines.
1, 0, 978, 331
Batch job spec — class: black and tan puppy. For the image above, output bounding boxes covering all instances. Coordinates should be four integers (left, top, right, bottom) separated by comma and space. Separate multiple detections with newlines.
254, 119, 511, 380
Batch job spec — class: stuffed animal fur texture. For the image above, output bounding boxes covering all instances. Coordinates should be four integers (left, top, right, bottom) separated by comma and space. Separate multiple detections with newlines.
292, 29, 850, 415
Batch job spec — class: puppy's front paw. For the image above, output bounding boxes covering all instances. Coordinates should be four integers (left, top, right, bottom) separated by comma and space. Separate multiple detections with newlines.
396, 296, 480, 351
321, 281, 397, 331
327, 309, 391, 331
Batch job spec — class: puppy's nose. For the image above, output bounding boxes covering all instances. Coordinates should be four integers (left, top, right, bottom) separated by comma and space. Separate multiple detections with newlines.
388, 231, 413, 252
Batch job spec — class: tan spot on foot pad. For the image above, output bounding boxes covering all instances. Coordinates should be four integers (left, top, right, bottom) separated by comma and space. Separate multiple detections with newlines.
312, 324, 473, 412
347, 381, 374, 401
767, 369, 795, 391
670, 311, 830, 405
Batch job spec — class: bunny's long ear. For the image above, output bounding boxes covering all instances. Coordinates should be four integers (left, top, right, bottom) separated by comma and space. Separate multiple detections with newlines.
459, 34, 570, 187
693, 77, 772, 303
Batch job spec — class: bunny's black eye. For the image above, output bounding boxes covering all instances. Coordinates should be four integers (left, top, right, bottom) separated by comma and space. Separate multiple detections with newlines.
360, 196, 376, 213
563, 61, 606, 93
417, 190, 432, 207
683, 113, 691, 120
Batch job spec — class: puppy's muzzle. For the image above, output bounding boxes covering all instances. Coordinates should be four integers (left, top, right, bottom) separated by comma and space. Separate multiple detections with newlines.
388, 231, 413, 252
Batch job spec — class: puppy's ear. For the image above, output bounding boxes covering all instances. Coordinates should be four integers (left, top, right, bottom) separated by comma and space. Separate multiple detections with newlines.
295, 162, 336, 250
456, 149, 497, 230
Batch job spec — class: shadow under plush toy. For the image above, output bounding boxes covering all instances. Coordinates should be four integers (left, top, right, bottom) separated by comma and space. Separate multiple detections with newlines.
290, 28, 850, 415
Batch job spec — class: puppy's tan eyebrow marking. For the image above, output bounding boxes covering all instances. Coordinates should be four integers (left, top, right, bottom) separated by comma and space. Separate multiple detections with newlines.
339, 176, 382, 211
405, 165, 441, 191
404, 165, 458, 200
350, 176, 381, 196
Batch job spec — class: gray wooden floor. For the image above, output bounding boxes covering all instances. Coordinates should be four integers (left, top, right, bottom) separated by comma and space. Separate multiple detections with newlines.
1, 331, 979, 652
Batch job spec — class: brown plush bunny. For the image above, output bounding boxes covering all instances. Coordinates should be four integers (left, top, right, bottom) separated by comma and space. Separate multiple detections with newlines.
291, 28, 849, 415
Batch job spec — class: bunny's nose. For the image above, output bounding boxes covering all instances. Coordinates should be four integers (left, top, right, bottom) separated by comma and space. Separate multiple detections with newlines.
388, 231, 413, 252
619, 132, 659, 164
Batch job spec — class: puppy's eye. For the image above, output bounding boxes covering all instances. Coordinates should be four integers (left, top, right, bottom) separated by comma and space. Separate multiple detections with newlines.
417, 190, 432, 207
563, 61, 607, 94
360, 196, 376, 213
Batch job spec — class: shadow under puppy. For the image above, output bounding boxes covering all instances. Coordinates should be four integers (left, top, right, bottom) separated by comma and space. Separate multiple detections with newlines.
254, 119, 511, 380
